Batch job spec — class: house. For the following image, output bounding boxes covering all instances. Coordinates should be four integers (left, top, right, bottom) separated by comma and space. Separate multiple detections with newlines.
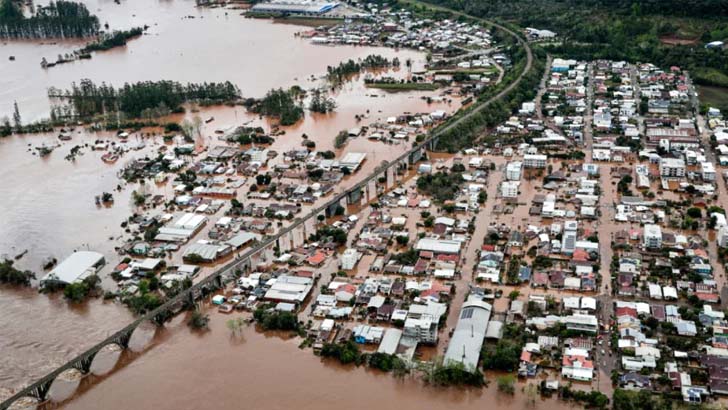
340, 248, 361, 270
523, 154, 547, 169
718, 226, 728, 248
377, 328, 402, 355
620, 373, 652, 390
622, 356, 657, 371
562, 355, 594, 381
659, 157, 686, 178
403, 301, 447, 344
643, 224, 662, 249
501, 181, 520, 198
353, 325, 384, 344
506, 161, 522, 181
414, 238, 462, 255
565, 314, 598, 333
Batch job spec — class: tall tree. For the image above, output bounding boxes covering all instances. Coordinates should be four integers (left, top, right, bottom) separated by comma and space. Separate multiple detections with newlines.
12, 101, 21, 129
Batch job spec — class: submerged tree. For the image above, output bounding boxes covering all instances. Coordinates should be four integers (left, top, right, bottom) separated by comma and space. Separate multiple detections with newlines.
12, 100, 20, 130
308, 89, 336, 114
0, 0, 101, 39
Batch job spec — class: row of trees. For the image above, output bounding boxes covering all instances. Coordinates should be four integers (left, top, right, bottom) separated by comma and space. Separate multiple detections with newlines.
49, 79, 242, 119
80, 27, 145, 53
326, 55, 400, 84
0, 0, 100, 39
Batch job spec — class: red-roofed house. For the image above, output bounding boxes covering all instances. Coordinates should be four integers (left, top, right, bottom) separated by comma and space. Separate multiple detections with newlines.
307, 251, 327, 266
562, 355, 594, 381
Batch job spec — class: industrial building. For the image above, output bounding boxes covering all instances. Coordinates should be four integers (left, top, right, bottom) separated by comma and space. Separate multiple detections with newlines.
251, 0, 339, 15
338, 152, 367, 172
444, 296, 492, 370
41, 251, 105, 286
414, 238, 462, 255
264, 274, 314, 304
155, 213, 208, 243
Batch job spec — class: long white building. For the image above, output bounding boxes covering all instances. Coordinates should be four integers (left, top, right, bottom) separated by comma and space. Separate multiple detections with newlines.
444, 296, 492, 370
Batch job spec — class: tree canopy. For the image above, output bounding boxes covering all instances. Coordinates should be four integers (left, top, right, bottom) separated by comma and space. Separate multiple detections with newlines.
0, 0, 100, 39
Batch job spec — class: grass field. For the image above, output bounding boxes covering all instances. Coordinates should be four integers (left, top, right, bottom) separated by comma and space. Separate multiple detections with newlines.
699, 85, 728, 112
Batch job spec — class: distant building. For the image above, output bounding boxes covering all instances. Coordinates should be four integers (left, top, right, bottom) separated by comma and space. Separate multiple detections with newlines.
251, 0, 340, 15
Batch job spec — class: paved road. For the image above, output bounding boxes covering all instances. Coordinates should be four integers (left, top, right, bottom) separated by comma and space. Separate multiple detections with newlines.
584, 62, 595, 150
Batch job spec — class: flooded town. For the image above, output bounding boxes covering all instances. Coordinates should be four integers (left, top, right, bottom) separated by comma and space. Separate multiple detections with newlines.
1, 0, 728, 410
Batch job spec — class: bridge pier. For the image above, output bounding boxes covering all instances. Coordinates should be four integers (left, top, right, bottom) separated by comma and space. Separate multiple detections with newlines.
71, 352, 97, 374
386, 166, 395, 187
427, 136, 438, 151
408, 148, 424, 164
29, 378, 53, 403
346, 187, 362, 205
186, 289, 196, 309
113, 327, 135, 349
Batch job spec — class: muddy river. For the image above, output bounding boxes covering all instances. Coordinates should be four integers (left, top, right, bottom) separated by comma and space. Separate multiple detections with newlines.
57, 308, 575, 410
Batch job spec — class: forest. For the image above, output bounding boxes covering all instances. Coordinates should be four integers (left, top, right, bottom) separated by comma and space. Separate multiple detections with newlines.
48, 79, 242, 119
403, 0, 728, 87
0, 0, 100, 39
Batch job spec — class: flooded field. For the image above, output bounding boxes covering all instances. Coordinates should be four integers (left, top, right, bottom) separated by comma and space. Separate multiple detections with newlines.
59, 307, 575, 410
0, 0, 458, 395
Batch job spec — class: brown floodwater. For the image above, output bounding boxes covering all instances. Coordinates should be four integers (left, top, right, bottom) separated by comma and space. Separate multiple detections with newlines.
0, 0, 459, 398
56, 307, 576, 410
0, 287, 133, 396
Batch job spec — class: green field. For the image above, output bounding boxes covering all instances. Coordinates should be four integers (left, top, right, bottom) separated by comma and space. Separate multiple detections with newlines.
699, 85, 728, 112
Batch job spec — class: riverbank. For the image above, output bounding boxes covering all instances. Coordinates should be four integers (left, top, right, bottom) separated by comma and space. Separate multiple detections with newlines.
59, 302, 577, 410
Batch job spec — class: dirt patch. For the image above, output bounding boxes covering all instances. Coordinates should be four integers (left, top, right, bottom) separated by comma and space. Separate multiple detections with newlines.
659, 36, 698, 46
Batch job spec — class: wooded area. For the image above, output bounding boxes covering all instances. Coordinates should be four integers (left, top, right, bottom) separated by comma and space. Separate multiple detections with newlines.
0, 0, 99, 39
48, 79, 242, 119
413, 0, 728, 87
